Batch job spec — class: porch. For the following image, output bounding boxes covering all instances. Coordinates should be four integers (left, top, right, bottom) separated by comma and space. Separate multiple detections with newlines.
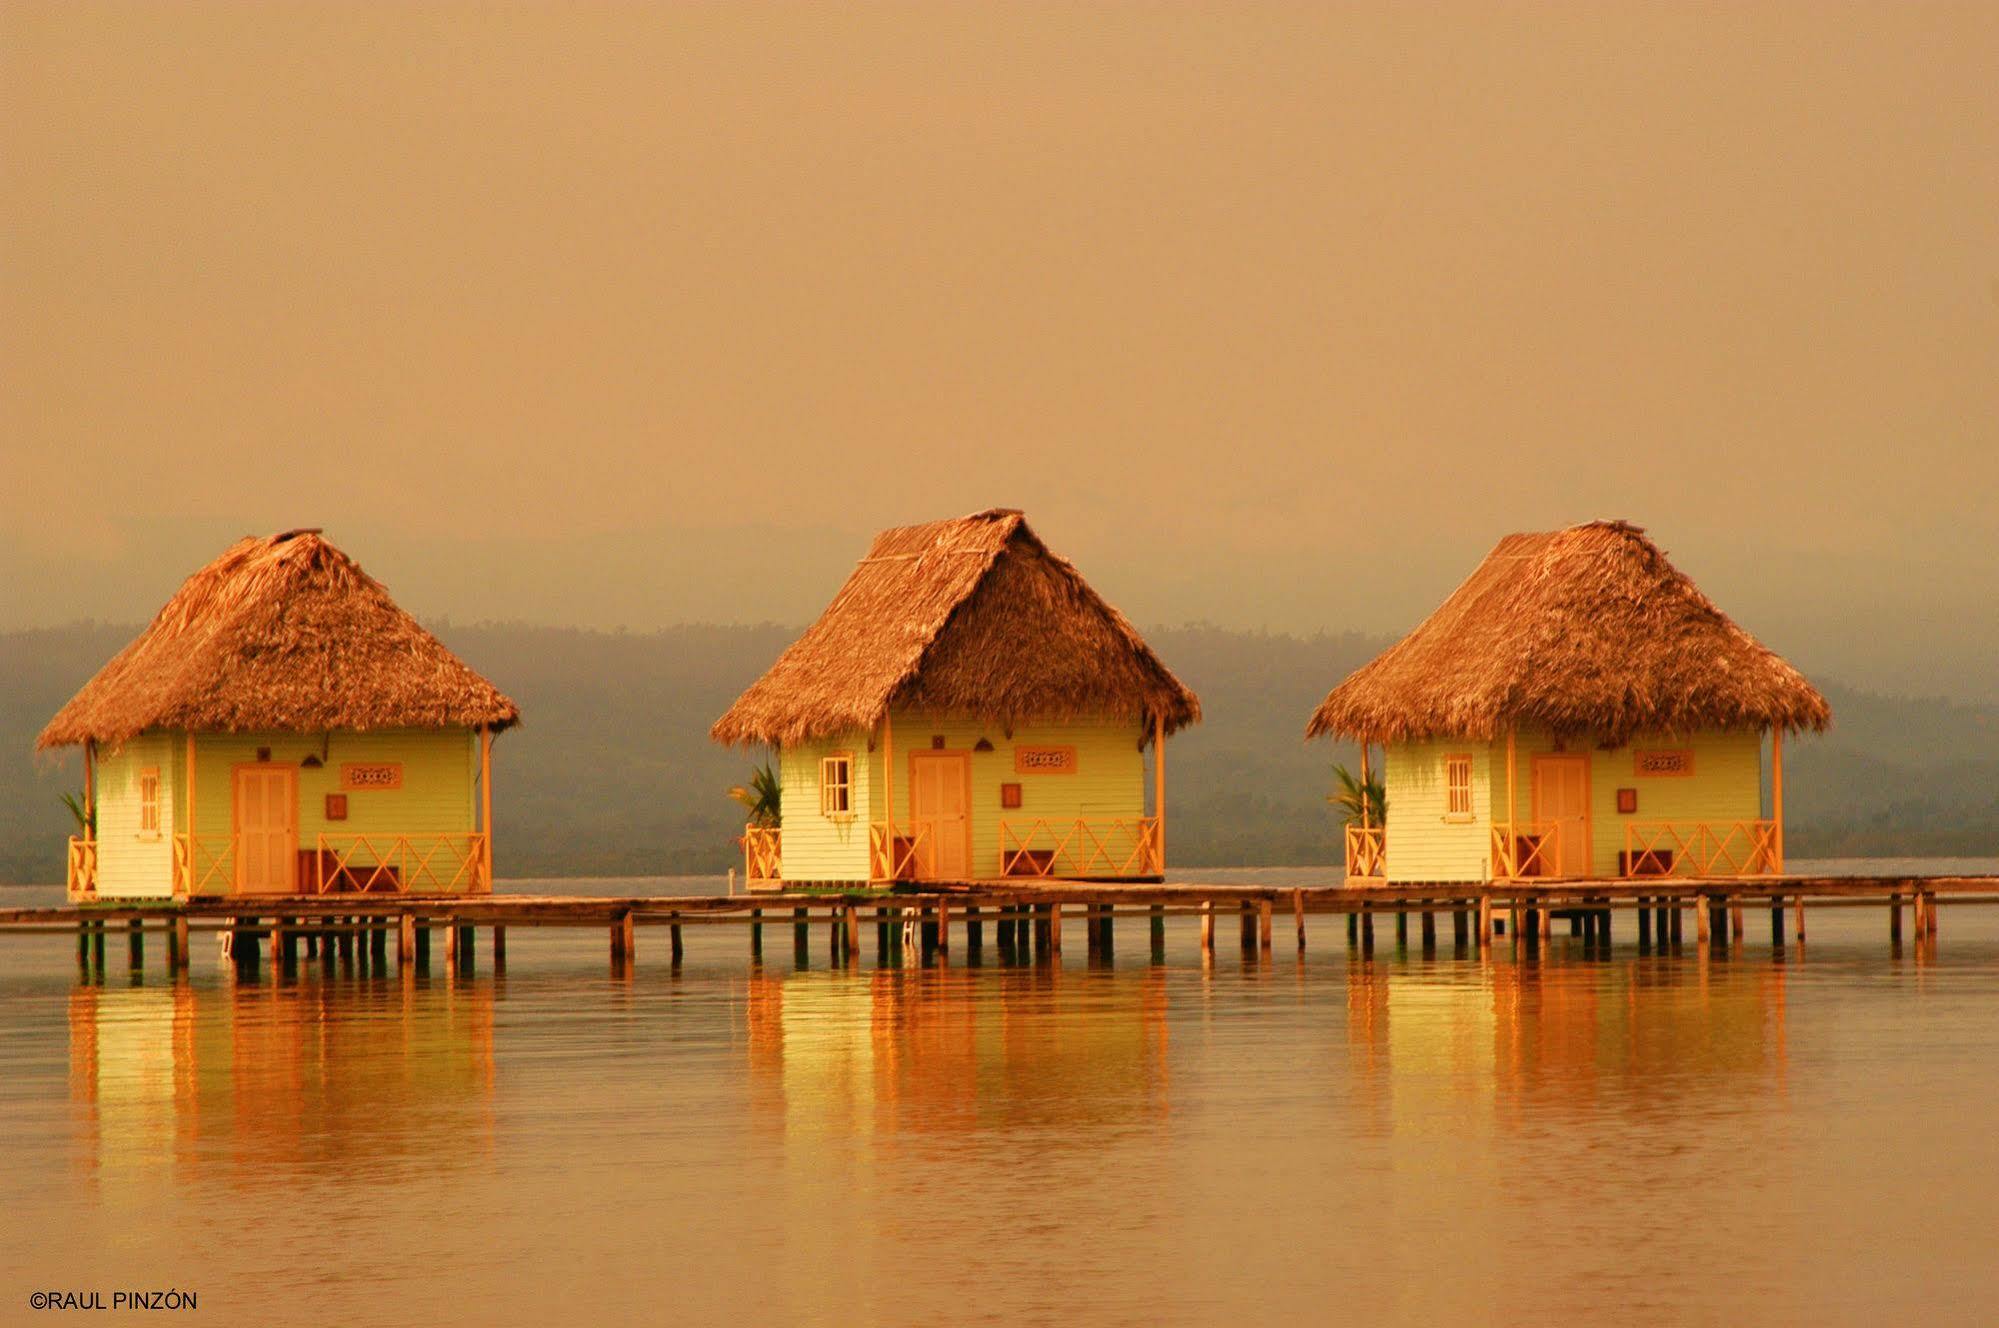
739, 816, 1166, 890
1342, 819, 1783, 885
173, 831, 491, 896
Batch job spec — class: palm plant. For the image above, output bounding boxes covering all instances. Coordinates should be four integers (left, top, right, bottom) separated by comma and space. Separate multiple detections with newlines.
728, 761, 781, 827
1328, 763, 1385, 828
60, 790, 96, 838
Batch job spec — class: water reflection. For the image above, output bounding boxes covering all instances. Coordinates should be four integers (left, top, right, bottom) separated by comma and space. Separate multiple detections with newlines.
67, 976, 496, 1191
745, 965, 1172, 1141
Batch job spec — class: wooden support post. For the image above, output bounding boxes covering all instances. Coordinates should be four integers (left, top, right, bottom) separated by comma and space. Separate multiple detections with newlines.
1477, 896, 1493, 949
1257, 899, 1273, 952
492, 924, 506, 968
1772, 728, 1785, 873
1394, 910, 1408, 946
340, 923, 357, 966
750, 908, 763, 961
793, 907, 809, 966
845, 905, 861, 960
1669, 901, 1683, 944
479, 726, 495, 891
414, 921, 430, 969
128, 917, 144, 971
1540, 904, 1554, 941
1200, 902, 1215, 957
1419, 908, 1436, 950
1770, 897, 1785, 946
612, 911, 635, 967
1151, 905, 1166, 962
1293, 889, 1306, 950
1890, 894, 1904, 943
371, 924, 388, 967
1730, 904, 1745, 942
1794, 896, 1806, 943
1240, 903, 1257, 952
937, 901, 950, 955
1638, 899, 1652, 947
964, 904, 981, 955
1086, 904, 1103, 955
1360, 908, 1375, 952
1048, 902, 1062, 955
1347, 911, 1358, 946
398, 915, 416, 964
1452, 906, 1469, 947
1100, 903, 1115, 956
1696, 896, 1711, 946
93, 920, 107, 973
171, 914, 188, 973
877, 905, 891, 965
1153, 715, 1167, 869
668, 919, 684, 964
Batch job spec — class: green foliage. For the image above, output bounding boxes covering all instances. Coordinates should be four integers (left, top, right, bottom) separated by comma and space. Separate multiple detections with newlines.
59, 790, 94, 837
728, 760, 781, 827
1328, 763, 1386, 827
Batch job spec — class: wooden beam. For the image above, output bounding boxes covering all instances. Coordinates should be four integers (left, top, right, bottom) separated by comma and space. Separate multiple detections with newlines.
182, 731, 196, 898
83, 739, 96, 836
882, 712, 895, 881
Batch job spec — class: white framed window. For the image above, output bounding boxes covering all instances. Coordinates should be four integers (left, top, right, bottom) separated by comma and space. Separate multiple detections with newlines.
819, 754, 854, 818
1444, 754, 1473, 821
138, 768, 161, 837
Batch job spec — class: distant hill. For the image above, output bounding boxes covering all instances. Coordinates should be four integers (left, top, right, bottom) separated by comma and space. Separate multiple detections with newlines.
3, 621, 1995, 883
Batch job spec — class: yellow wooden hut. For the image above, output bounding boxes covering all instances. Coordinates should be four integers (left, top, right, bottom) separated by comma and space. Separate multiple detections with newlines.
712, 508, 1200, 887
40, 529, 519, 900
1306, 521, 1829, 885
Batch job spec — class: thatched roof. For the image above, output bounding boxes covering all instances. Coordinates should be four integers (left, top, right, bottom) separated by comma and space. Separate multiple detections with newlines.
1306, 521, 1830, 745
38, 529, 520, 749
712, 508, 1200, 747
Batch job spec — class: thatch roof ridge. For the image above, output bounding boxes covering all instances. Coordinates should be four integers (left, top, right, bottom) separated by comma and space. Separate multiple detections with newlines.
1305, 520, 1830, 745
711, 508, 1200, 747
38, 530, 520, 749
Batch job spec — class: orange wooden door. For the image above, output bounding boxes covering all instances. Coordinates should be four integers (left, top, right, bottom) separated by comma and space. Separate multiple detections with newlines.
908, 752, 972, 880
233, 765, 298, 894
1532, 755, 1591, 877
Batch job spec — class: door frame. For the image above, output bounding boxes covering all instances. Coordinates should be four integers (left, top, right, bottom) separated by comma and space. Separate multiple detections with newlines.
231, 762, 299, 894
1529, 752, 1592, 878
906, 749, 973, 881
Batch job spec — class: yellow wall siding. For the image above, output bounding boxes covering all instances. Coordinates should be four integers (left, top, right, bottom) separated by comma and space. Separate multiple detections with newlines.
778, 715, 1151, 882
776, 736, 874, 882
1485, 728, 1765, 877
188, 729, 477, 848
1382, 740, 1492, 883
93, 734, 177, 898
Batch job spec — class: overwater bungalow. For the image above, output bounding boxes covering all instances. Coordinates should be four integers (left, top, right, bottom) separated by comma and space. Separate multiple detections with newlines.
40, 529, 519, 900
1307, 521, 1830, 885
712, 508, 1200, 887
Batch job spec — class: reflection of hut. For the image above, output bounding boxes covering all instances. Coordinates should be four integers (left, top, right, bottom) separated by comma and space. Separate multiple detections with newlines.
713, 509, 1199, 886
41, 530, 518, 899
745, 968, 1170, 1136
1308, 522, 1829, 885
67, 979, 496, 1182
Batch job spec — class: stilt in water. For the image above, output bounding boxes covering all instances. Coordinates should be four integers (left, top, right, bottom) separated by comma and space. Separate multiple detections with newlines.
1256, 900, 1272, 953
456, 924, 475, 972
1453, 905, 1469, 949
965, 904, 982, 959
1638, 900, 1653, 949
750, 908, 763, 962
492, 924, 506, 971
1360, 909, 1375, 955
793, 907, 809, 968
1890, 895, 1904, 944
1201, 903, 1215, 961
1669, 900, 1683, 945
1770, 897, 1785, 947
878, 905, 894, 966
1395, 910, 1408, 948
1151, 905, 1166, 964
1696, 896, 1712, 947
128, 918, 145, 973
671, 919, 685, 966
1346, 912, 1359, 947
170, 914, 189, 975
415, 921, 431, 972
844, 906, 861, 965
372, 923, 389, 968
1794, 896, 1806, 945
399, 914, 416, 966
1419, 909, 1436, 953
1240, 903, 1257, 953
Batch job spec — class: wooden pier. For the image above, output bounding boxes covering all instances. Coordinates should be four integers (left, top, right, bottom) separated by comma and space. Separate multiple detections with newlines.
7, 875, 1997, 977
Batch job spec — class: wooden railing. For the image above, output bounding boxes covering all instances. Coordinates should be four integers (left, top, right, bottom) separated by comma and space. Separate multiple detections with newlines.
997, 817, 1162, 879
869, 823, 928, 881
312, 833, 489, 894
1344, 825, 1385, 882
1490, 822, 1561, 880
1622, 821, 1779, 878
173, 834, 236, 896
66, 837, 97, 900
740, 825, 781, 885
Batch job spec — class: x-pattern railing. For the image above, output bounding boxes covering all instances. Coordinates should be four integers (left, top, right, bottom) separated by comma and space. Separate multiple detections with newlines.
312, 833, 488, 894
1623, 821, 1778, 877
67, 837, 98, 899
1491, 822, 1561, 879
998, 817, 1162, 878
869, 823, 930, 881
1344, 825, 1386, 880
740, 825, 781, 882
173, 834, 236, 896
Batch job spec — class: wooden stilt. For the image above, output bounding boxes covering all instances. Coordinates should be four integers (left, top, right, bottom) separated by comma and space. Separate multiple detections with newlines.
1452, 906, 1468, 947
371, 924, 388, 967
1200, 903, 1214, 957
1347, 912, 1358, 945
1240, 903, 1257, 952
1048, 902, 1062, 955
1794, 895, 1806, 943
1360, 908, 1375, 952
1890, 895, 1904, 943
1539, 904, 1554, 941
171, 914, 189, 973
398, 915, 416, 964
793, 907, 809, 966
1696, 896, 1712, 946
1257, 899, 1273, 952
1638, 900, 1653, 947
964, 904, 981, 955
670, 920, 685, 964
937, 901, 951, 955
492, 925, 506, 968
128, 917, 144, 971
1770, 897, 1785, 946
1100, 903, 1114, 956
1151, 904, 1166, 962
1293, 889, 1306, 950
1419, 909, 1436, 950
1394, 910, 1408, 946
1477, 896, 1493, 948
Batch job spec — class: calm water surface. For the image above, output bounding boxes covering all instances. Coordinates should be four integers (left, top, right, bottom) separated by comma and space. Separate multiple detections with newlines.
4, 862, 1999, 1326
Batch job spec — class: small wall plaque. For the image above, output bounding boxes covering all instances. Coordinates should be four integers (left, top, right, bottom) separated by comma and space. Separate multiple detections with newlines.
1014, 745, 1077, 775
1000, 782, 1023, 809
340, 762, 404, 791
1634, 749, 1694, 778
325, 793, 349, 821
1616, 788, 1638, 814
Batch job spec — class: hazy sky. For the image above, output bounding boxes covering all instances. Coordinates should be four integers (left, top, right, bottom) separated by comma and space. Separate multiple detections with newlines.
4, 3, 1996, 698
